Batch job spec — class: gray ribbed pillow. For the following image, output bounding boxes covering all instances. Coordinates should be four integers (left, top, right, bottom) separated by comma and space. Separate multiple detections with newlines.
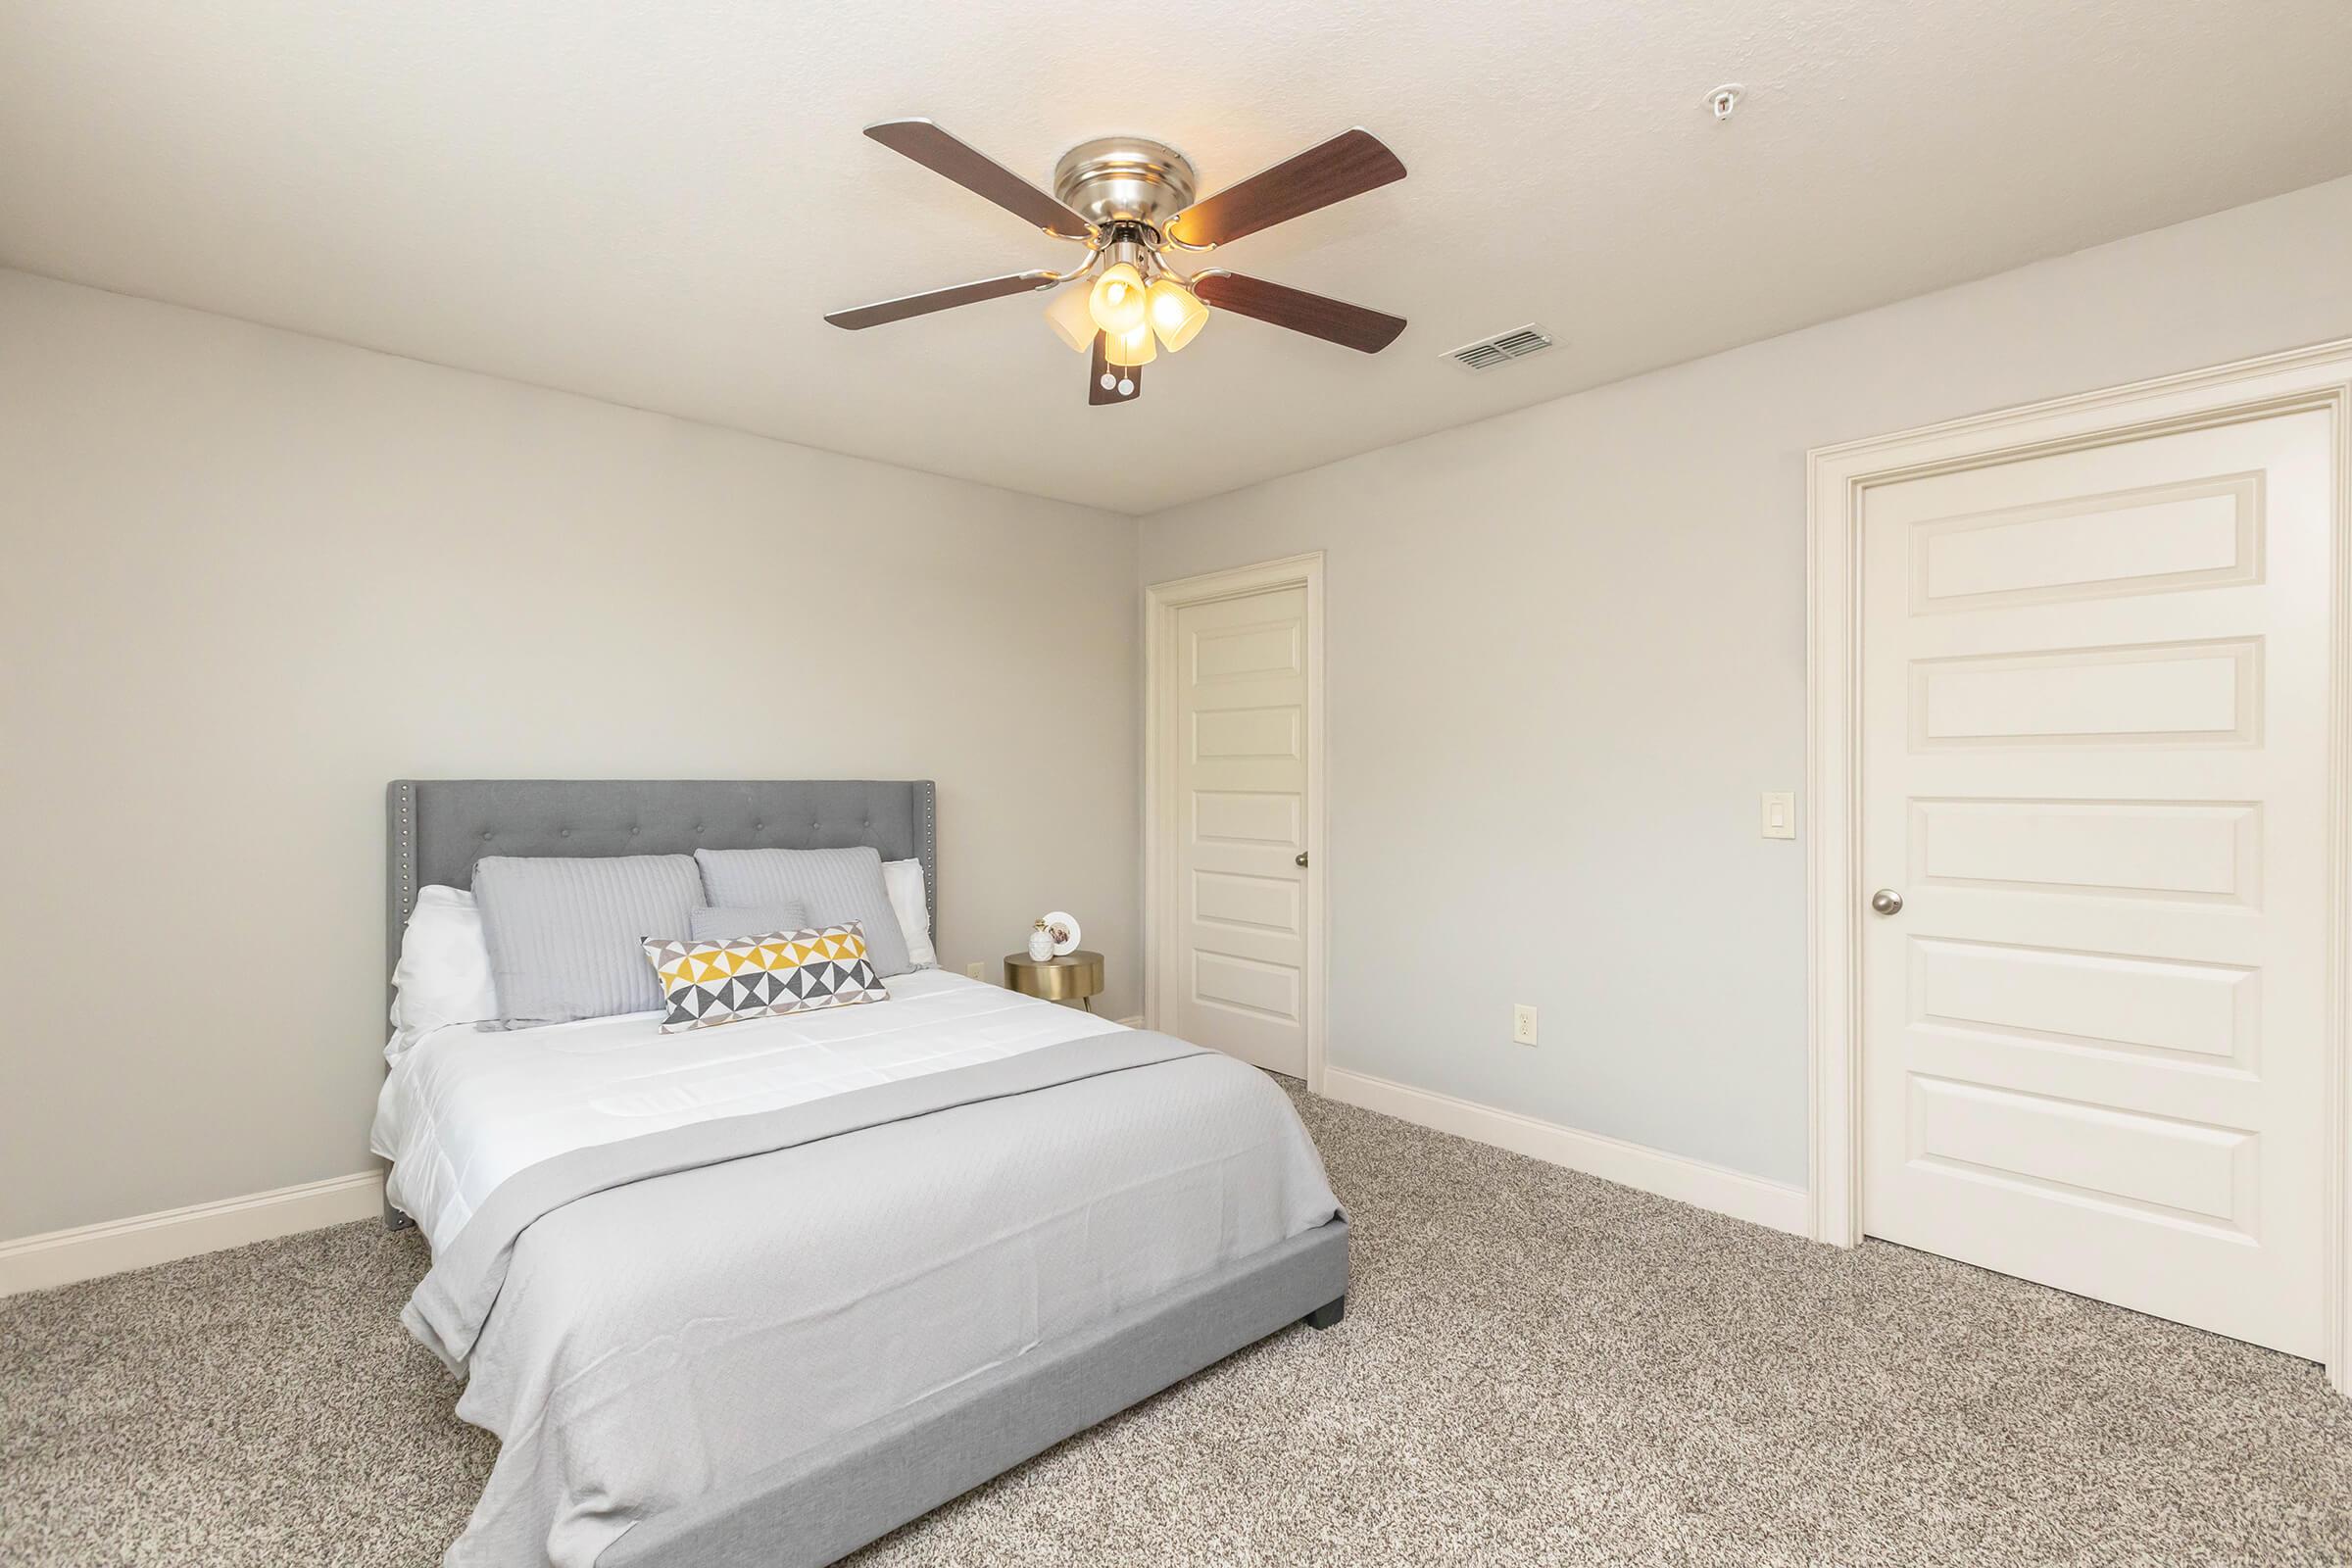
694, 846, 912, 978
688, 902, 810, 944
473, 854, 703, 1027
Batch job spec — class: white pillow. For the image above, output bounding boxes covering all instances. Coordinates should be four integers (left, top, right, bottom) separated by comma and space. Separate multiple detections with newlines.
883, 858, 938, 969
388, 884, 499, 1055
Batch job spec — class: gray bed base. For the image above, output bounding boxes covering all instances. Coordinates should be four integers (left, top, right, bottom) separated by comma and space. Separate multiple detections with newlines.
604, 1217, 1349, 1567
382, 778, 1348, 1566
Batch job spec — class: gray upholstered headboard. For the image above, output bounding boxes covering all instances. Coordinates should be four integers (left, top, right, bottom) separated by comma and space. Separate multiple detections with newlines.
386, 779, 937, 986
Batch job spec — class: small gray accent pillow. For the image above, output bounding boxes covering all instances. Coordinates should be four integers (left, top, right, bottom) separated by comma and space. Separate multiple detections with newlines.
688, 902, 811, 944
694, 846, 913, 978
473, 854, 703, 1027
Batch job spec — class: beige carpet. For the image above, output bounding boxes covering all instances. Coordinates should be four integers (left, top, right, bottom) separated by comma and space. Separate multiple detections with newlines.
7, 1082, 2352, 1566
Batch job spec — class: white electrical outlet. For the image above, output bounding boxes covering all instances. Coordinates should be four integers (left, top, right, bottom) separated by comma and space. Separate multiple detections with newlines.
965, 960, 985, 981
1512, 1004, 1539, 1046
1760, 791, 1796, 840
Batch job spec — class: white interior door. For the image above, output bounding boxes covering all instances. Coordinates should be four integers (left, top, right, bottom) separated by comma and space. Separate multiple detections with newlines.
1159, 584, 1312, 1077
1860, 407, 2334, 1356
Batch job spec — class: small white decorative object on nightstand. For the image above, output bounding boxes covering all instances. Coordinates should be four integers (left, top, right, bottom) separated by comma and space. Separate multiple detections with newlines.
1042, 910, 1082, 956
1027, 921, 1055, 962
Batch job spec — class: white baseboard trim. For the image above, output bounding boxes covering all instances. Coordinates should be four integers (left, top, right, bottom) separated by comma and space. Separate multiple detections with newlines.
1320, 1067, 1810, 1238
0, 1079, 1805, 1295
1115, 1014, 1146, 1029
0, 1169, 385, 1298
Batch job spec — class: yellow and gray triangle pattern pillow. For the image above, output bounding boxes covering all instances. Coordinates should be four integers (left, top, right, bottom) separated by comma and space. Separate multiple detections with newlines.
643, 920, 888, 1033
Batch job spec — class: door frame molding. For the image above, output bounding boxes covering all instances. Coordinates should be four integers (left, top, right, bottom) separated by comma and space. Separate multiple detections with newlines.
1144, 552, 1328, 1091
1806, 338, 2352, 1385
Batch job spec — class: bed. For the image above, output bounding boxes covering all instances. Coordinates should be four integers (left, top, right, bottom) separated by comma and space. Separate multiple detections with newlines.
373, 779, 1348, 1568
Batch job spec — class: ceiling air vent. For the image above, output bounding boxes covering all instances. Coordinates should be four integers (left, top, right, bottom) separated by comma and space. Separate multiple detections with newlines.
1446, 323, 1555, 371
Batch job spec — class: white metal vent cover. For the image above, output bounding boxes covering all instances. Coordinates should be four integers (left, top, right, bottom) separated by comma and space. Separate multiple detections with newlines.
1446, 323, 1555, 371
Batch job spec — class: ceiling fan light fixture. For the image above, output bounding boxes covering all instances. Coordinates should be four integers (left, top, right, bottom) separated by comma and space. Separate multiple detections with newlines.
1088, 262, 1148, 334
1146, 277, 1208, 352
1043, 282, 1098, 353
1104, 319, 1157, 367
828, 121, 1411, 406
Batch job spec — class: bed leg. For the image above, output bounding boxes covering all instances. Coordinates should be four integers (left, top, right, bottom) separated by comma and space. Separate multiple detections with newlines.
1304, 1295, 1345, 1331
382, 1192, 416, 1234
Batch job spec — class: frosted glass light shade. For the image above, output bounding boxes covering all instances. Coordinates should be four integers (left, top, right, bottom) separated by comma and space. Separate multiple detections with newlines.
1088, 263, 1148, 334
1043, 284, 1097, 353
1104, 321, 1156, 367
1146, 278, 1208, 352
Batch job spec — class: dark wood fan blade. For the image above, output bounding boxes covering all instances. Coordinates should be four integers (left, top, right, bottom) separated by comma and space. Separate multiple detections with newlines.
1088, 333, 1143, 405
1164, 128, 1404, 247
824, 271, 1054, 329
1192, 271, 1405, 354
864, 120, 1095, 239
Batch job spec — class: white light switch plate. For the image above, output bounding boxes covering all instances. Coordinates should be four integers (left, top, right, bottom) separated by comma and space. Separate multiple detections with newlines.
965, 961, 986, 981
1760, 791, 1796, 840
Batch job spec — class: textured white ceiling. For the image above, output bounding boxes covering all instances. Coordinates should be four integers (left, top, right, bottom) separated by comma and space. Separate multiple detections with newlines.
4, 1, 2349, 514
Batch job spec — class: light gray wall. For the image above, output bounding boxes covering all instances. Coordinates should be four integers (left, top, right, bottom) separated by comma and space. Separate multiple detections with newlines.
0, 270, 1140, 1239
1139, 173, 2352, 1189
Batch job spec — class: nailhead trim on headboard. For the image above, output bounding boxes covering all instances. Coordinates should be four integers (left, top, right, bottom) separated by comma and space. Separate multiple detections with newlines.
396, 781, 416, 926
386, 780, 418, 1024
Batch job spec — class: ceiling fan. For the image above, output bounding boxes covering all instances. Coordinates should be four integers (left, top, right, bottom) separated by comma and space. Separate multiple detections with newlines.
824, 120, 1408, 405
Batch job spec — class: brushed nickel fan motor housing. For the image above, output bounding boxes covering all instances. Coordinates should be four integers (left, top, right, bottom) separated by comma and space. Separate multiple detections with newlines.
1053, 137, 1198, 231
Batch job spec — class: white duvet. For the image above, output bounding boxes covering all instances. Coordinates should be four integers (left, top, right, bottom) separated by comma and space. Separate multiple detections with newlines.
371, 969, 1126, 1250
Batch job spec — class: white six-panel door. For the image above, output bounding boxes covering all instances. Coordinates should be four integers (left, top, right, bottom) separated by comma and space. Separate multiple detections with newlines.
1859, 408, 2334, 1355
1158, 585, 1313, 1077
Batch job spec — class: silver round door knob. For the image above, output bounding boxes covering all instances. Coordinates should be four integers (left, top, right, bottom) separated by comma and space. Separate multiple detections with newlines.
1871, 888, 1904, 916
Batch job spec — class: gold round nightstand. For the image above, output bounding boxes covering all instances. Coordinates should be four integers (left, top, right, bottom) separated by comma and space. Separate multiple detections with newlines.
1004, 949, 1105, 1008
